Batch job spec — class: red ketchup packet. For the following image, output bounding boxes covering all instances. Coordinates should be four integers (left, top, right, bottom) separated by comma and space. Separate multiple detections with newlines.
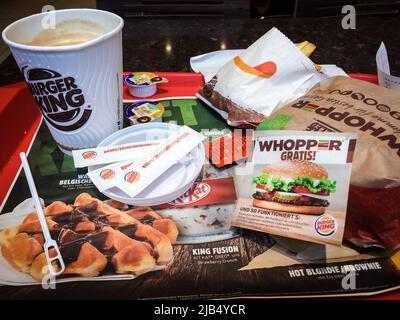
204, 130, 253, 168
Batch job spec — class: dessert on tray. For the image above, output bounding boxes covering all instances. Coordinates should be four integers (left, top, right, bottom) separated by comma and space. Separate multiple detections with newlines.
0, 193, 178, 280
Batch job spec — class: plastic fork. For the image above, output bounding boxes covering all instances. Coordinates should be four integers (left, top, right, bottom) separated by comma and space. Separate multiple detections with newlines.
19, 152, 65, 277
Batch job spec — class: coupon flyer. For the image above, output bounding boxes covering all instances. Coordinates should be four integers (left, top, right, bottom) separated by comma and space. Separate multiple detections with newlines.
232, 131, 357, 246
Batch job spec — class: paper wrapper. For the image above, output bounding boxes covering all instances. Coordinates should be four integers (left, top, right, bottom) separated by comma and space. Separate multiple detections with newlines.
257, 76, 400, 189
257, 76, 400, 250
196, 27, 327, 127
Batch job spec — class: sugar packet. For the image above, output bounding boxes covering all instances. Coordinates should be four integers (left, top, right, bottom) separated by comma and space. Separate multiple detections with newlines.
72, 140, 162, 168
115, 126, 204, 198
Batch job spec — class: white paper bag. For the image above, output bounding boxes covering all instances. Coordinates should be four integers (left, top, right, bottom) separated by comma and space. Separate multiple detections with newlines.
196, 27, 327, 127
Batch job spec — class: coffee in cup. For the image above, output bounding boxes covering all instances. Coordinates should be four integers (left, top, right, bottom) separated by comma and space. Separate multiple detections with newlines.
2, 9, 124, 154
26, 19, 105, 47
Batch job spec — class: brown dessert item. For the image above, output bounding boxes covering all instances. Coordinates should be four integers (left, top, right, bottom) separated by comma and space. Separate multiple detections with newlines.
0, 193, 178, 280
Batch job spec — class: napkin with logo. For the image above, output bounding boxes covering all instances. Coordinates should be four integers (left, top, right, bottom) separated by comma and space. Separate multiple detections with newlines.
196, 27, 327, 128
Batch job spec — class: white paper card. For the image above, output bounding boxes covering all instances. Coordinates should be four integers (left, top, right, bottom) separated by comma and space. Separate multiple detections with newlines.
376, 42, 400, 90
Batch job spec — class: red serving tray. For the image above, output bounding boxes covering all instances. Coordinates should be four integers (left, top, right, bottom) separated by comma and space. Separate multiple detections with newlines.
0, 72, 204, 209
2, 72, 398, 300
0, 72, 375, 206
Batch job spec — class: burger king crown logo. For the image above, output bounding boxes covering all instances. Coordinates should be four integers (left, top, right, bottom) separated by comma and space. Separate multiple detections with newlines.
314, 214, 337, 237
124, 171, 140, 183
82, 151, 97, 159
22, 66, 92, 132
100, 169, 115, 180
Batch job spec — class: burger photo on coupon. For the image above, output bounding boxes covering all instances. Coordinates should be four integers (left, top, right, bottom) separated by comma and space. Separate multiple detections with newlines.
251, 160, 336, 215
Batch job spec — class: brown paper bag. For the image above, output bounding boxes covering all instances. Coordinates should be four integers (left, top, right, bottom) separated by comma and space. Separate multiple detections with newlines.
257, 76, 400, 249
257, 76, 400, 188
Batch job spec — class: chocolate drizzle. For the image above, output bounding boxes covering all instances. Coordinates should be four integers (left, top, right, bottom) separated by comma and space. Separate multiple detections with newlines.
116, 225, 155, 249
59, 231, 109, 264
116, 224, 138, 239
19, 200, 164, 276
116, 225, 158, 259
59, 229, 87, 244
138, 215, 156, 226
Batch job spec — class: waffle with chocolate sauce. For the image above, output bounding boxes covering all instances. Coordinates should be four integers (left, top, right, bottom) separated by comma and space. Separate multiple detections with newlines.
0, 193, 178, 280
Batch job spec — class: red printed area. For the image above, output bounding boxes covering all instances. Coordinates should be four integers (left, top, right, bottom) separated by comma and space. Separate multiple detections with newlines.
141, 132, 190, 169
124, 171, 140, 183
100, 169, 115, 180
156, 177, 237, 208
103, 142, 159, 154
204, 130, 253, 168
82, 151, 97, 159
0, 83, 41, 207
254, 61, 278, 76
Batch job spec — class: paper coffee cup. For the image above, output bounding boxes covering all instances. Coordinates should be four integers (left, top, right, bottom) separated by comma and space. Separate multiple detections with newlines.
2, 9, 124, 154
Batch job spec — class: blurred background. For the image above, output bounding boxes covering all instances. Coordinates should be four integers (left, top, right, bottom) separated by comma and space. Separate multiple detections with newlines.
0, 0, 399, 81
95, 0, 400, 18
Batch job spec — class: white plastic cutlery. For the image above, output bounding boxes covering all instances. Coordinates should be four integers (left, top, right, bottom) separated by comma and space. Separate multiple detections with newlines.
19, 152, 65, 277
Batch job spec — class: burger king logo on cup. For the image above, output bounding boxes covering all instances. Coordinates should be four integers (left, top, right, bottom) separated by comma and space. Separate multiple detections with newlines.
100, 169, 115, 180
22, 66, 92, 132
82, 151, 97, 159
124, 171, 140, 183
169, 182, 211, 206
314, 214, 337, 237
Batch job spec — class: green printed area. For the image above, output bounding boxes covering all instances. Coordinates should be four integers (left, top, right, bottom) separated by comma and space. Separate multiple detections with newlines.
2, 98, 230, 213
161, 98, 229, 132
168, 99, 198, 126
124, 98, 229, 132
163, 110, 172, 118
256, 114, 292, 131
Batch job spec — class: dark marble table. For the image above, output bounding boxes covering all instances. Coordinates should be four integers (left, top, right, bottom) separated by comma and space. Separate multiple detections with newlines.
1, 16, 400, 87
